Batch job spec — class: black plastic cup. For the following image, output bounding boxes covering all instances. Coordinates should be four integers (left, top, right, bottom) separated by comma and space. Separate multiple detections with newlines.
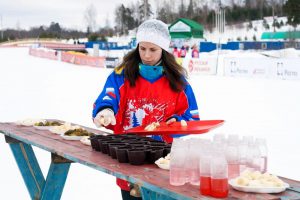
147, 147, 164, 163
100, 141, 121, 154
127, 149, 146, 165
116, 146, 131, 163
90, 135, 106, 151
163, 147, 171, 157
108, 144, 127, 159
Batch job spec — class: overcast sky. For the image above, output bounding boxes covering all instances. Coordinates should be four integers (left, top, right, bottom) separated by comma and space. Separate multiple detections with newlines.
0, 0, 156, 31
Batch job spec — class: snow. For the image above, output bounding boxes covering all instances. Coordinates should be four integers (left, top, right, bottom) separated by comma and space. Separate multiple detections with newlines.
204, 16, 300, 42
1, 47, 300, 199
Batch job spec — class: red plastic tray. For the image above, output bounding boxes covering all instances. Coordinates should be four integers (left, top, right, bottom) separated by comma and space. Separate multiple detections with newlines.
125, 120, 224, 135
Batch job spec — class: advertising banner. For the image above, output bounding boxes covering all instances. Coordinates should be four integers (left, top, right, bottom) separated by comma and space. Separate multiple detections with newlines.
275, 59, 300, 80
224, 57, 300, 80
61, 52, 105, 68
29, 48, 58, 60
182, 57, 218, 75
223, 57, 274, 78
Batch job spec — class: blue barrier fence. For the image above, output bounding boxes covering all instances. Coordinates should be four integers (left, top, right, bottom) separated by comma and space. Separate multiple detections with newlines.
200, 41, 299, 52
85, 40, 299, 52
85, 41, 134, 50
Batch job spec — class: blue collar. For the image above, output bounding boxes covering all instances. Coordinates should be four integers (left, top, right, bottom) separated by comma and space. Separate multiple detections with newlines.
139, 63, 164, 82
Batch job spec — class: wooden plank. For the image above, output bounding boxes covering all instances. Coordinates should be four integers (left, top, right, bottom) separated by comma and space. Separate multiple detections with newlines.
2, 121, 300, 200
8, 142, 45, 199
41, 162, 71, 200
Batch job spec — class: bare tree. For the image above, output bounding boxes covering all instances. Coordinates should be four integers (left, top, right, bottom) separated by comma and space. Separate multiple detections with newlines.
84, 4, 97, 33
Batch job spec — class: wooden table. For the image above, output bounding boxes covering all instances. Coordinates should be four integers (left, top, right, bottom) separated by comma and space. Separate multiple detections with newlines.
1, 121, 300, 200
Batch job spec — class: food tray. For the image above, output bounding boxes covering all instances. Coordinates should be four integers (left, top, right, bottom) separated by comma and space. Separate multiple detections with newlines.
125, 120, 224, 135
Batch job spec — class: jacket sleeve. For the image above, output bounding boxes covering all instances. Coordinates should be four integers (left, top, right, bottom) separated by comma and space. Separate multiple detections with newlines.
92, 70, 123, 118
169, 82, 200, 139
172, 82, 200, 122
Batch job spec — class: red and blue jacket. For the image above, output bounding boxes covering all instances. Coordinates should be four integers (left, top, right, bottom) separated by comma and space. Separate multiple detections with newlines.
92, 67, 199, 190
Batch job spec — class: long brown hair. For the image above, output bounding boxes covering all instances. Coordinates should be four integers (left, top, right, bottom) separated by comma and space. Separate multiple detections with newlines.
116, 45, 187, 92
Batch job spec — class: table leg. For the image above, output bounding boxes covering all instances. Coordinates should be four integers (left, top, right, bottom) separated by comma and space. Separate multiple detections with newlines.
5, 136, 45, 199
5, 136, 72, 200
41, 154, 72, 200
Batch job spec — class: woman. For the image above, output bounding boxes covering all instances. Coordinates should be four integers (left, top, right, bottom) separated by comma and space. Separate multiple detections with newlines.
92, 19, 199, 200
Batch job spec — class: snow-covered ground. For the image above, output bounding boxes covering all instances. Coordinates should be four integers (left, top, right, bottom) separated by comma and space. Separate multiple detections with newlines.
1, 47, 300, 199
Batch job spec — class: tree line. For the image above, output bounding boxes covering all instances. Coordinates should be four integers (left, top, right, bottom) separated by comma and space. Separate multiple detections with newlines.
0, 0, 299, 43
114, 0, 299, 34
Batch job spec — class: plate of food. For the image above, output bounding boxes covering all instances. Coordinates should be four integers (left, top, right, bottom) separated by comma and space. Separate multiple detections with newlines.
125, 120, 224, 135
49, 122, 81, 135
33, 121, 63, 130
60, 128, 95, 141
14, 118, 46, 126
229, 170, 289, 193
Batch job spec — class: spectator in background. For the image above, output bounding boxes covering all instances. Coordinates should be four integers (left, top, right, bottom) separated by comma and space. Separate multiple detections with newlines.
179, 46, 186, 58
173, 47, 179, 58
192, 45, 199, 58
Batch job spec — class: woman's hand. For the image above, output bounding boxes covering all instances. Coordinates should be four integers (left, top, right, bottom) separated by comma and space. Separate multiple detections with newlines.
94, 108, 116, 127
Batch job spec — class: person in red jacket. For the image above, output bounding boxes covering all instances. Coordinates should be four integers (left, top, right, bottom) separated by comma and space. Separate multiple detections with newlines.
93, 19, 199, 200
172, 47, 179, 58
192, 44, 199, 58
179, 46, 187, 58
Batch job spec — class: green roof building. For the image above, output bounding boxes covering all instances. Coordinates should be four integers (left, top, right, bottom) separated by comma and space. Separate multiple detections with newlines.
168, 18, 204, 39
261, 31, 300, 40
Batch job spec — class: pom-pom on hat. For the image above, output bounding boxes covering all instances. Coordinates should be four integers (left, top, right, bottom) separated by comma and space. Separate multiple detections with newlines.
136, 19, 171, 52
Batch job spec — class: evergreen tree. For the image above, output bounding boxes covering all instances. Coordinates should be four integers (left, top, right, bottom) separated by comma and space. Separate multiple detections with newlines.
283, 0, 300, 28
187, 0, 194, 19
139, 0, 153, 22
178, 0, 186, 18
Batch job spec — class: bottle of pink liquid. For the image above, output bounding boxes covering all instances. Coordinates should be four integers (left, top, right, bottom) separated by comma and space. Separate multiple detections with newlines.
211, 154, 228, 198
199, 154, 211, 196
211, 178, 229, 198
200, 176, 211, 195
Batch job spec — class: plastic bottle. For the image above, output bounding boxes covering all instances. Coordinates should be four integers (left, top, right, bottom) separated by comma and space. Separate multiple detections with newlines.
256, 138, 268, 173
210, 153, 229, 198
199, 153, 211, 196
169, 138, 187, 186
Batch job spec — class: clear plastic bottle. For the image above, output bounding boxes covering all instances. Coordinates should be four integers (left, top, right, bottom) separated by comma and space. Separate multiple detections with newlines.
210, 153, 229, 198
256, 138, 268, 173
226, 144, 240, 179
169, 138, 187, 186
186, 139, 201, 185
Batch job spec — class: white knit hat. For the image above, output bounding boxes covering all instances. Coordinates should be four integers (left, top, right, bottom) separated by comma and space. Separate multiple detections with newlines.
136, 19, 171, 52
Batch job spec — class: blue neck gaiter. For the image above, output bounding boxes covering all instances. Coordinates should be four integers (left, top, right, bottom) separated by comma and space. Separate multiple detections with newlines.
139, 63, 164, 80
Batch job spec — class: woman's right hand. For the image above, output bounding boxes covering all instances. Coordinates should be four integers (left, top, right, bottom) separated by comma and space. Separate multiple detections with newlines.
94, 108, 116, 127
